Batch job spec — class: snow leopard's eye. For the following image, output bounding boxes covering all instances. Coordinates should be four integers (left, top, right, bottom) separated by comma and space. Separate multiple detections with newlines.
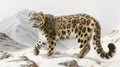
36, 18, 39, 20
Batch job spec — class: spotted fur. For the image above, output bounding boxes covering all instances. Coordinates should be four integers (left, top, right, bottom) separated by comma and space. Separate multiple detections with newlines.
28, 12, 116, 59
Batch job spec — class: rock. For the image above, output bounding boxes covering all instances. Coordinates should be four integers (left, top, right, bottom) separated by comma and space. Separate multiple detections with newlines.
19, 56, 29, 61
54, 51, 61, 55
0, 50, 12, 60
0, 33, 10, 40
19, 56, 39, 67
59, 60, 80, 67
20, 60, 39, 67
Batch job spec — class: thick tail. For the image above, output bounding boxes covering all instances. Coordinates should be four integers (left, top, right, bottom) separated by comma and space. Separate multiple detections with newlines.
93, 20, 116, 59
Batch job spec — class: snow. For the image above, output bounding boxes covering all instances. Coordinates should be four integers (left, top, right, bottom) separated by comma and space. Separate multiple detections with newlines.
0, 34, 120, 67
0, 33, 27, 51
0, 10, 120, 67
0, 40, 120, 67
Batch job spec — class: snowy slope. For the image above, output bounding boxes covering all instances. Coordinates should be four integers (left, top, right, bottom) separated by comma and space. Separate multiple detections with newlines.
0, 9, 38, 46
0, 33, 27, 51
102, 26, 120, 44
0, 26, 120, 67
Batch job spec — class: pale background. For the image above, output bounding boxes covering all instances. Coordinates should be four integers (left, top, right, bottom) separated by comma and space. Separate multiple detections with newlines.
0, 0, 120, 35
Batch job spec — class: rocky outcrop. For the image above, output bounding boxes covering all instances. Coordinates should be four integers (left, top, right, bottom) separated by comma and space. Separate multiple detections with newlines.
59, 60, 80, 67
19, 56, 39, 67
0, 50, 12, 60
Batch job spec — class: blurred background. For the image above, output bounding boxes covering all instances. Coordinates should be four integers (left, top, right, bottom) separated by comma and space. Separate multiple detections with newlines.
0, 0, 120, 35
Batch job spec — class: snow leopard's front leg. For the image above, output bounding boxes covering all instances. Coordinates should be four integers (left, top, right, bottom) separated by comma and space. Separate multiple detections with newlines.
33, 39, 46, 55
42, 36, 56, 58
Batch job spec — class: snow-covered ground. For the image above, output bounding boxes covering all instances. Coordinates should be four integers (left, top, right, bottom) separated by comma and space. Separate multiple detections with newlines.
0, 37, 120, 67
0, 10, 120, 67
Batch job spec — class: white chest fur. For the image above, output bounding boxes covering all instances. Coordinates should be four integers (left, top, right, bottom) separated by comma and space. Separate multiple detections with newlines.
38, 29, 47, 42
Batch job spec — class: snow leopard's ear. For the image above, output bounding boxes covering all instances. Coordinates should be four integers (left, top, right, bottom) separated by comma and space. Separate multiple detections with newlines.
39, 12, 45, 20
28, 12, 32, 17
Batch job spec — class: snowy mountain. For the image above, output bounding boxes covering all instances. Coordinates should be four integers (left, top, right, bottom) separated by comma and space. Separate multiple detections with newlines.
0, 33, 27, 51
0, 9, 38, 47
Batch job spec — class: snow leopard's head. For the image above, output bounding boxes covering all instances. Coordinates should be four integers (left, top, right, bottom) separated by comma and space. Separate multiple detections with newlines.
28, 12, 45, 28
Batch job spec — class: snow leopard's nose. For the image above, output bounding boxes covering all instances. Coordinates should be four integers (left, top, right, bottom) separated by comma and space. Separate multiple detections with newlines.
33, 24, 37, 26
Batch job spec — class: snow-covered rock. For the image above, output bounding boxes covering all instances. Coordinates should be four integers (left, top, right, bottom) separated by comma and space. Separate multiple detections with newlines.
59, 60, 80, 67
20, 60, 38, 67
0, 55, 38, 67
0, 50, 12, 60
0, 33, 27, 51
19, 56, 38, 67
